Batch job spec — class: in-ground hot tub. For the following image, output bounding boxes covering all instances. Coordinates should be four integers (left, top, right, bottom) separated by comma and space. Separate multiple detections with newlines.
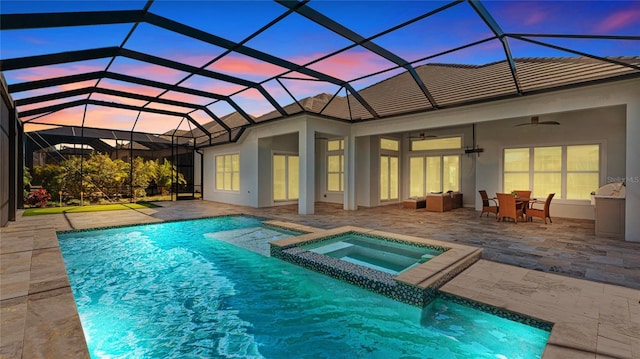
270, 227, 483, 306
302, 232, 445, 275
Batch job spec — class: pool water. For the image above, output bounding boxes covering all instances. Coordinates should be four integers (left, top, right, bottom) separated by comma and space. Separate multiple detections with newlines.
58, 216, 550, 358
302, 232, 444, 275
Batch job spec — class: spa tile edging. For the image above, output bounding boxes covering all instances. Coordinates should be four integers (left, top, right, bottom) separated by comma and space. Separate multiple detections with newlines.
270, 228, 483, 307
272, 246, 428, 306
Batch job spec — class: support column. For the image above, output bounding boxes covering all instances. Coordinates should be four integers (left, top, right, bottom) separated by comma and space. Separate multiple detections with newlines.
298, 122, 315, 215
17, 122, 24, 209
8, 107, 16, 221
344, 134, 356, 210
625, 102, 640, 242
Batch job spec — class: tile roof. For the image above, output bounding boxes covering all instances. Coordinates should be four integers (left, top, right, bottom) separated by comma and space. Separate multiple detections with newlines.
249, 56, 640, 123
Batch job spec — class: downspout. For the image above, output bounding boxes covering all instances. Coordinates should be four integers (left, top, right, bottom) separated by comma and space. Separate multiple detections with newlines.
196, 148, 204, 200
129, 129, 134, 202
80, 104, 88, 206
171, 134, 175, 201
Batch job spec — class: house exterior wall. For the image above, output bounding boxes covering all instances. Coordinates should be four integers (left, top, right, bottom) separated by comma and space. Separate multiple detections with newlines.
201, 78, 640, 241
202, 115, 350, 210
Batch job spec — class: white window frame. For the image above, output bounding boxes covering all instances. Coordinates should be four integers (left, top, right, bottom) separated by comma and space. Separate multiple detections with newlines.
215, 153, 239, 192
502, 143, 603, 201
326, 139, 344, 192
380, 137, 400, 201
409, 154, 461, 195
410, 136, 463, 151
272, 152, 299, 202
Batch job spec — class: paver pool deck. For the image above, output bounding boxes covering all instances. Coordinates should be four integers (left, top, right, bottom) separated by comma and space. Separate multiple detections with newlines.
1, 200, 638, 358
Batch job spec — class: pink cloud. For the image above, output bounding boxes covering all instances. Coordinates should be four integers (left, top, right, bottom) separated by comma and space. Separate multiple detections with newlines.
496, 2, 551, 29
59, 80, 100, 92
23, 123, 60, 133
233, 88, 266, 101
145, 102, 194, 114
11, 80, 99, 101
169, 54, 217, 68
207, 53, 288, 79
17, 95, 87, 113
159, 91, 213, 106
306, 49, 396, 81
21, 103, 179, 135
24, 36, 50, 45
595, 9, 640, 33
522, 9, 547, 26
10, 63, 106, 83
280, 71, 316, 80
89, 93, 149, 107
98, 81, 165, 98
109, 61, 188, 84
82, 107, 139, 131
23, 107, 84, 127
182, 76, 246, 96
134, 112, 182, 134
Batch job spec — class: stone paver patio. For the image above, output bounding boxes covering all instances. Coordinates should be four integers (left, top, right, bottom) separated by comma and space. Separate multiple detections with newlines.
1, 200, 639, 358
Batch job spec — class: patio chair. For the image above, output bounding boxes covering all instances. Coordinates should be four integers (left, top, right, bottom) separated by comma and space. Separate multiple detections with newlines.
478, 190, 498, 217
496, 193, 524, 223
513, 190, 532, 199
527, 193, 555, 224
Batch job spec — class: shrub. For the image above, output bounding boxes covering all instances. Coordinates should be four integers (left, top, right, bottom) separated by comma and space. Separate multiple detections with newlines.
27, 189, 52, 208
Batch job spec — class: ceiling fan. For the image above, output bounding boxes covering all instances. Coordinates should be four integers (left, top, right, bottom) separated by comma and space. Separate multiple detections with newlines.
514, 116, 560, 127
408, 131, 437, 140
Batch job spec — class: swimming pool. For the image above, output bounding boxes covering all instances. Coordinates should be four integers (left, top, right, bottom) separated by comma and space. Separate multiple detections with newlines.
301, 232, 445, 275
58, 216, 550, 358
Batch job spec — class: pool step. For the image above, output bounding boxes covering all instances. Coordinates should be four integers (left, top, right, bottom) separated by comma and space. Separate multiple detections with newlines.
310, 241, 354, 255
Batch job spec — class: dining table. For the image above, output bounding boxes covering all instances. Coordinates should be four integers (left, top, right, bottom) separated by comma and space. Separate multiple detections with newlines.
515, 196, 534, 220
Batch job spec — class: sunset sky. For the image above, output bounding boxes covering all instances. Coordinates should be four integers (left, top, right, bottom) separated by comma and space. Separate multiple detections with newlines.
1, 0, 639, 135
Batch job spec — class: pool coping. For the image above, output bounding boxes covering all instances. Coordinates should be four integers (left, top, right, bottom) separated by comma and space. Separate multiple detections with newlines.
269, 226, 483, 306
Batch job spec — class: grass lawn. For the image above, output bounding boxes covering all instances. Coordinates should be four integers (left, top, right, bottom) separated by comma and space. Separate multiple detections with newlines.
23, 202, 161, 216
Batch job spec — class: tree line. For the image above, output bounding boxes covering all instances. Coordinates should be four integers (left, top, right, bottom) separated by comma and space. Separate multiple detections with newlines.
25, 153, 186, 206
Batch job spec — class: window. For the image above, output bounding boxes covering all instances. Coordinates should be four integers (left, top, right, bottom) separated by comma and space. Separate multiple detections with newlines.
411, 136, 462, 151
380, 155, 399, 200
409, 155, 460, 196
503, 148, 529, 192
273, 154, 299, 201
327, 139, 344, 192
380, 138, 399, 201
215, 154, 239, 191
380, 138, 399, 151
409, 157, 424, 197
567, 145, 599, 200
503, 144, 600, 200
533, 147, 561, 198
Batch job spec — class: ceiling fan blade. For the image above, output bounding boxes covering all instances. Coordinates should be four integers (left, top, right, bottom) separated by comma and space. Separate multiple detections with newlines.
408, 132, 437, 139
514, 116, 560, 126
